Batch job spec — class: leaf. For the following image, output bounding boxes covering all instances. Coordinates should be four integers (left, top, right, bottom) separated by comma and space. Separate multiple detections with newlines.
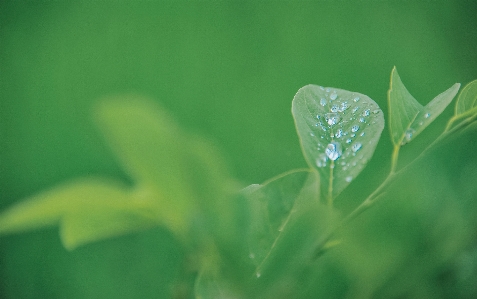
96, 97, 240, 248
447, 79, 477, 129
292, 85, 385, 201
95, 97, 198, 236
1, 98, 236, 250
244, 170, 338, 287
0, 179, 159, 250
388, 67, 460, 146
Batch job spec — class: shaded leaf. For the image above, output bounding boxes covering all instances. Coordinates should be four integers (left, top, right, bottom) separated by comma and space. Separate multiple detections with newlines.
447, 79, 477, 129
292, 85, 384, 201
388, 67, 460, 146
244, 170, 339, 291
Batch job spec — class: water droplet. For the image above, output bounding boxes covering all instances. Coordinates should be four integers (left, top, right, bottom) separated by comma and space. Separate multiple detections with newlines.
352, 142, 362, 153
340, 102, 350, 112
403, 128, 415, 144
315, 153, 327, 167
352, 106, 359, 113
346, 138, 352, 144
249, 253, 255, 259
424, 112, 430, 118
351, 133, 356, 137
325, 88, 330, 92
325, 113, 340, 126
335, 129, 343, 138
310, 133, 315, 137
351, 125, 360, 132
330, 92, 338, 100
362, 109, 370, 116
360, 132, 365, 136
320, 98, 327, 106
353, 96, 360, 102
359, 117, 365, 123
345, 176, 353, 183
319, 86, 325, 90
256, 272, 261, 278
325, 141, 342, 161
330, 105, 339, 113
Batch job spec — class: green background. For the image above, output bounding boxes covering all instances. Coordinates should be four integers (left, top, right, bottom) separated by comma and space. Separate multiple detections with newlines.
1, 2, 477, 298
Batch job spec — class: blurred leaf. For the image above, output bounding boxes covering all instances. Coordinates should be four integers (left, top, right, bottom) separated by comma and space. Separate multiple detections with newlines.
447, 79, 477, 129
1, 98, 236, 251
292, 85, 384, 201
388, 67, 460, 146
0, 179, 159, 250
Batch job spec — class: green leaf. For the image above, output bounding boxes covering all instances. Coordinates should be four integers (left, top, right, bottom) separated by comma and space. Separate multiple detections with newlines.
292, 85, 385, 202
447, 79, 477, 129
1, 98, 236, 250
96, 97, 237, 243
0, 179, 159, 250
244, 170, 338, 288
388, 67, 460, 146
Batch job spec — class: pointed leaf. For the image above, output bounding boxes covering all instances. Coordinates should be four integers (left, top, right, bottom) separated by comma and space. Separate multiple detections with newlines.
388, 67, 460, 145
292, 85, 384, 201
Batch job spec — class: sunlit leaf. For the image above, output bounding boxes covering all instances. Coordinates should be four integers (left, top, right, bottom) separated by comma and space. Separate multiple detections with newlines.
292, 85, 384, 202
96, 98, 237, 243
0, 179, 159, 250
388, 67, 460, 146
1, 98, 236, 250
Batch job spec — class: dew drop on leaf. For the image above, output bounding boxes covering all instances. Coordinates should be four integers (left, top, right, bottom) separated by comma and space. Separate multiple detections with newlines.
325, 113, 340, 126
330, 91, 338, 100
320, 98, 327, 106
351, 142, 362, 153
316, 153, 328, 167
351, 125, 360, 132
335, 129, 343, 138
325, 141, 342, 161
345, 176, 353, 182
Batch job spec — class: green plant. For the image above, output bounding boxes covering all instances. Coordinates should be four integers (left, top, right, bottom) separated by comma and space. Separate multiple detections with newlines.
1, 68, 477, 298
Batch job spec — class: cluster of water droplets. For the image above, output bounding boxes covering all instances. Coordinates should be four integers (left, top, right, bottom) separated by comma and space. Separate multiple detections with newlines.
312, 86, 381, 183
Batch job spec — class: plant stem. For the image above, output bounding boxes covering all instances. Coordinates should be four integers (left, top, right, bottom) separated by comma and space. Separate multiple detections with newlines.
312, 115, 477, 259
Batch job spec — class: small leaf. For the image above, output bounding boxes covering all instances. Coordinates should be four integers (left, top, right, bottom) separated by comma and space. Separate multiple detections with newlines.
447, 79, 477, 129
388, 67, 460, 146
292, 85, 384, 201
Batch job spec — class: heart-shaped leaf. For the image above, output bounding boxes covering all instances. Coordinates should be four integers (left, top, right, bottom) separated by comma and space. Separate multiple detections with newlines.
388, 67, 460, 146
292, 85, 385, 202
447, 79, 477, 129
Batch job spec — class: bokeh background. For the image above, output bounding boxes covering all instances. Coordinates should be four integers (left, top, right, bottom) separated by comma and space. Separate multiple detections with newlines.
1, 1, 477, 298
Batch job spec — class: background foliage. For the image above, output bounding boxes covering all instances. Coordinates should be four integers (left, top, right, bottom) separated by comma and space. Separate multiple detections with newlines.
1, 2, 477, 298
